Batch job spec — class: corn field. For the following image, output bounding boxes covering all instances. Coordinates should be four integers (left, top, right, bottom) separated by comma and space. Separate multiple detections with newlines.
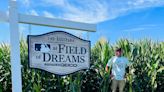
0, 38, 164, 92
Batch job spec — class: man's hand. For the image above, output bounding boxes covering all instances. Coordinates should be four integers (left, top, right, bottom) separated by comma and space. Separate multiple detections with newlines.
110, 74, 114, 79
105, 65, 109, 72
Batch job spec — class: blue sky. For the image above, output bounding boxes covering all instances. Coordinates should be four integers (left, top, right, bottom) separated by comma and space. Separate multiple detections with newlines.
0, 0, 164, 46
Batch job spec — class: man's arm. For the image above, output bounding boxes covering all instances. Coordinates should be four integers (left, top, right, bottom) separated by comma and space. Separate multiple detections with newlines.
106, 57, 114, 72
106, 64, 114, 78
105, 65, 109, 72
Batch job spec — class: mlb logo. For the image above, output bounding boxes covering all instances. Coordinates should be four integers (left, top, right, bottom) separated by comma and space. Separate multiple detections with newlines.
35, 44, 50, 52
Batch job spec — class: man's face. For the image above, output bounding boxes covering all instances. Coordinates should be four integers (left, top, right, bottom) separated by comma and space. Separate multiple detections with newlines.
115, 50, 122, 57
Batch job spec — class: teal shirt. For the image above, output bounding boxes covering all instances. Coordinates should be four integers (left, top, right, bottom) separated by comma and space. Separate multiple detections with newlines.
107, 56, 130, 80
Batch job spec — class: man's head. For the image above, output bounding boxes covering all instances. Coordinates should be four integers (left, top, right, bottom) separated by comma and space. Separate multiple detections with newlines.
115, 48, 122, 57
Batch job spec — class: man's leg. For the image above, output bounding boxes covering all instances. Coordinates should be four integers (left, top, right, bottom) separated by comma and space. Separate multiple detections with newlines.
111, 79, 118, 92
118, 80, 125, 92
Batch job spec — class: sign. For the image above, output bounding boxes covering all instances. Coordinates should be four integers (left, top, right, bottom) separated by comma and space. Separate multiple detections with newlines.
28, 31, 90, 75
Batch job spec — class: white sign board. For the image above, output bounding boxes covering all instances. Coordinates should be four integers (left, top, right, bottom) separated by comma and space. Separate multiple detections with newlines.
28, 31, 90, 75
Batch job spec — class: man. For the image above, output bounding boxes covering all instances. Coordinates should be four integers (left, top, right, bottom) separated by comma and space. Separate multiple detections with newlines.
106, 48, 131, 92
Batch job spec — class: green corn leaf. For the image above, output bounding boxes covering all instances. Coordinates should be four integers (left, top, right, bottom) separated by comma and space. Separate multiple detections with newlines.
157, 66, 164, 73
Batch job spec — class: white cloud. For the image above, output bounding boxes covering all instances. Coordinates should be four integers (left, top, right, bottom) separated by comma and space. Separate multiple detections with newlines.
122, 24, 159, 32
41, 0, 164, 23
20, 0, 30, 7
105, 0, 164, 20
123, 27, 147, 32
64, 1, 109, 23
43, 11, 55, 18
44, 0, 66, 6
19, 0, 164, 23
29, 10, 38, 16
42, 0, 109, 23
126, 0, 164, 9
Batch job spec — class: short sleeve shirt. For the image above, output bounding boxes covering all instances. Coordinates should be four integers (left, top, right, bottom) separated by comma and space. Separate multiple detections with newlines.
107, 56, 130, 80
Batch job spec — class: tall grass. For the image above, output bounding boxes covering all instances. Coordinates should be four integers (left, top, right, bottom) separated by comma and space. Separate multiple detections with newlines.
0, 38, 164, 92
